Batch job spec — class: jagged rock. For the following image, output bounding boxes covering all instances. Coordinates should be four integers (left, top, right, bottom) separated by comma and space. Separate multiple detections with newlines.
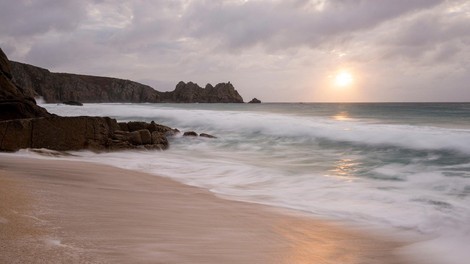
183, 131, 198, 137
159, 81, 244, 103
0, 48, 51, 121
200, 133, 217, 138
10, 61, 245, 103
248, 98, 261, 103
62, 100, 83, 106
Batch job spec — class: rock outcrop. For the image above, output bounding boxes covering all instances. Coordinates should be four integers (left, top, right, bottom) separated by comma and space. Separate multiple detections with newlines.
159, 81, 244, 103
0, 49, 51, 121
0, 116, 172, 152
248, 98, 261, 103
1, 47, 172, 152
10, 61, 245, 103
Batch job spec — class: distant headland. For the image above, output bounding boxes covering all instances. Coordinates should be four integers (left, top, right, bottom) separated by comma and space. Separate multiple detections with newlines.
10, 61, 245, 104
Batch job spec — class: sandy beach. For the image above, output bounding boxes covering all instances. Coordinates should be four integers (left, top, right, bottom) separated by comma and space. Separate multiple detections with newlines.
0, 155, 409, 264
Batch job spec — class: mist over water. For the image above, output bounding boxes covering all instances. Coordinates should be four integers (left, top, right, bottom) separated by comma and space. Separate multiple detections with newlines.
39, 102, 470, 264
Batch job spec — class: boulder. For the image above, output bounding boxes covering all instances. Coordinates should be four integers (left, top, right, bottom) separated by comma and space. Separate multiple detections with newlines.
128, 131, 143, 145
183, 131, 198, 137
248, 98, 261, 103
151, 131, 169, 149
139, 129, 152, 145
200, 133, 217, 139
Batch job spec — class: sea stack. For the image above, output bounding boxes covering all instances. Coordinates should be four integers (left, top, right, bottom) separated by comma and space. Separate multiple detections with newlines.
248, 98, 261, 103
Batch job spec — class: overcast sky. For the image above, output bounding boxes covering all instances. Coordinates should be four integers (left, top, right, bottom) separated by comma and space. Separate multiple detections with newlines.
1, 0, 469, 102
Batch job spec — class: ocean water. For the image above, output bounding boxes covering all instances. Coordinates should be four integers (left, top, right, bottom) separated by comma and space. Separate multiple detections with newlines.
30, 103, 470, 263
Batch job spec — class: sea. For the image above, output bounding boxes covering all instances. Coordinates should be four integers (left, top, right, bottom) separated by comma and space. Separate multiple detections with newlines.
20, 102, 470, 263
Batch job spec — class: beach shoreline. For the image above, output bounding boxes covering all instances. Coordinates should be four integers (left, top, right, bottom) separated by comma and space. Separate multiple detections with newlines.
1, 155, 410, 263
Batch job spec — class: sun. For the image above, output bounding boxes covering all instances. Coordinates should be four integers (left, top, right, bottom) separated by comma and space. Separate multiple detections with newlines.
334, 71, 353, 87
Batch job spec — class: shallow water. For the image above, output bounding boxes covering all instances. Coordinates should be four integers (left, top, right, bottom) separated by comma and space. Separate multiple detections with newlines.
35, 102, 470, 264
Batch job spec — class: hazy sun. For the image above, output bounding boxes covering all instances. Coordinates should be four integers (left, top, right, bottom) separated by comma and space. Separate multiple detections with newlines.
334, 71, 353, 87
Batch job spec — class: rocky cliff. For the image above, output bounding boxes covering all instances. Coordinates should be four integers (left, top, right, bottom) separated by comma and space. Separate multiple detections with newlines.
1, 48, 172, 152
10, 61, 161, 103
10, 61, 244, 103
0, 49, 51, 121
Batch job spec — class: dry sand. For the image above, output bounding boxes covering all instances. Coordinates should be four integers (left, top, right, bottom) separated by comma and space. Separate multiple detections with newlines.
0, 155, 410, 263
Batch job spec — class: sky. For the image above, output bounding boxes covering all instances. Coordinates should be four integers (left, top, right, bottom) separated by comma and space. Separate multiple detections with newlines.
1, 0, 469, 102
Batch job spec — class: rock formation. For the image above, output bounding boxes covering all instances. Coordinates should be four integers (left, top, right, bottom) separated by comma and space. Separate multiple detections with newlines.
0, 49, 51, 121
158, 81, 244, 103
10, 61, 245, 103
0, 116, 173, 152
1, 48, 172, 152
248, 98, 261, 103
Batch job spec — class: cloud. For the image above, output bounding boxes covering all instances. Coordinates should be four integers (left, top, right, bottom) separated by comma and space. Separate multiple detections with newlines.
182, 0, 443, 51
0, 0, 86, 37
0, 0, 469, 101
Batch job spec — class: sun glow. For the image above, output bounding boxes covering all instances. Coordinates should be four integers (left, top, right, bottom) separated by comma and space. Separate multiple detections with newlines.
334, 71, 353, 87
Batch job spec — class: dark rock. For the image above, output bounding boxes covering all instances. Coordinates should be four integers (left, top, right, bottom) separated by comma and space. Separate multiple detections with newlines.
183, 131, 198, 137
164, 128, 180, 137
148, 121, 174, 134
129, 131, 143, 145
127, 121, 148, 132
159, 81, 244, 103
248, 98, 261, 103
139, 129, 152, 145
0, 119, 32, 151
151, 131, 169, 150
118, 122, 129, 131
62, 100, 83, 106
0, 48, 51, 121
112, 130, 130, 141
200, 133, 217, 139
0, 116, 114, 151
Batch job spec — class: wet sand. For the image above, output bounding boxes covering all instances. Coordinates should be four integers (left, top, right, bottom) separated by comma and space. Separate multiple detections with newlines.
0, 155, 409, 263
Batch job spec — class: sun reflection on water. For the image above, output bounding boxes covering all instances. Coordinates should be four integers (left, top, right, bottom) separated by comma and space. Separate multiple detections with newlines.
329, 158, 360, 181
332, 111, 350, 121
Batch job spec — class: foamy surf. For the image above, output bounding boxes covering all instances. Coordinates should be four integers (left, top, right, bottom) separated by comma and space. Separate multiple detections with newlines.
34, 102, 470, 264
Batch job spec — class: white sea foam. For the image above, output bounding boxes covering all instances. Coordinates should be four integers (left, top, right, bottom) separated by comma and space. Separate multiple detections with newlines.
43, 103, 470, 154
